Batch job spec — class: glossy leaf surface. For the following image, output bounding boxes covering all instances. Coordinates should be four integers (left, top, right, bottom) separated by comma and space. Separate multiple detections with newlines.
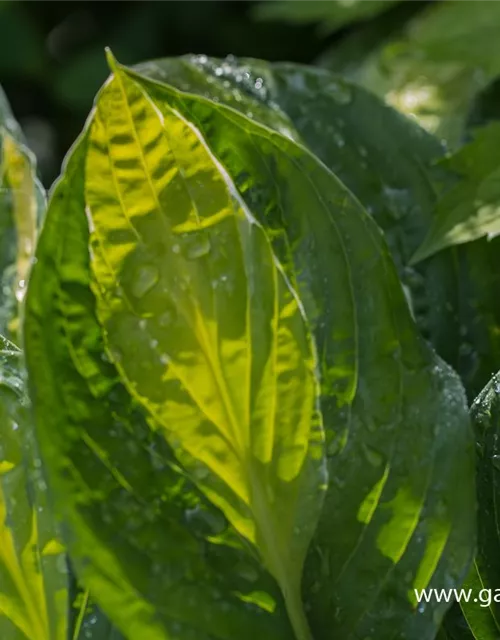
127, 63, 476, 640
0, 336, 67, 640
88, 56, 325, 639
412, 123, 500, 263
455, 373, 500, 640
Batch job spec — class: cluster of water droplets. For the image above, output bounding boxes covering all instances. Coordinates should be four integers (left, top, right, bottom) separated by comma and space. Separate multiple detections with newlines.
189, 54, 270, 105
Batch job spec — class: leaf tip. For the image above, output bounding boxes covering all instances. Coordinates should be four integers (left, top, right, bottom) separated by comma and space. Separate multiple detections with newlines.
105, 47, 119, 74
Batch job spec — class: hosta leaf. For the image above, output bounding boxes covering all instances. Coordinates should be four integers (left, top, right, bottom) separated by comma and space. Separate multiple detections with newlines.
126, 62, 475, 639
134, 56, 491, 395
436, 373, 500, 640
253, 0, 399, 36
0, 337, 67, 639
0, 84, 44, 342
24, 114, 296, 640
86, 53, 325, 639
412, 123, 500, 263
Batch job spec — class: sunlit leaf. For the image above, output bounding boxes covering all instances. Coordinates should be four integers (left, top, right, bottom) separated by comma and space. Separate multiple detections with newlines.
412, 123, 500, 263
0, 337, 67, 640
88, 53, 325, 639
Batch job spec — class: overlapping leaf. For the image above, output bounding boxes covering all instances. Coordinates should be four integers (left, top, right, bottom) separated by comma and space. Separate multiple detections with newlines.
412, 123, 500, 263
0, 336, 67, 640
0, 84, 44, 342
439, 372, 500, 640
124, 62, 476, 639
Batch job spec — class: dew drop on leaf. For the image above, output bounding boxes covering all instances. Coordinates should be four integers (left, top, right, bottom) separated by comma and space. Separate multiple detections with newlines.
491, 454, 500, 471
131, 264, 159, 298
237, 563, 259, 583
326, 80, 353, 105
185, 234, 211, 260
362, 443, 384, 467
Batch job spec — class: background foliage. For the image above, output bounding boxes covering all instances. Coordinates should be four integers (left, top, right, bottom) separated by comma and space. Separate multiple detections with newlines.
0, 0, 330, 186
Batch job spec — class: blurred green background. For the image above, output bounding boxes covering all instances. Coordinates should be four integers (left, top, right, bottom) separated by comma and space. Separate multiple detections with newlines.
8, 0, 500, 190
0, 0, 325, 185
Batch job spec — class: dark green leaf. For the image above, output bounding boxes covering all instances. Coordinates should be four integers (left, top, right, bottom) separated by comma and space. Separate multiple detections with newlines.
127, 62, 476, 639
456, 372, 500, 640
0, 337, 68, 639
412, 123, 500, 263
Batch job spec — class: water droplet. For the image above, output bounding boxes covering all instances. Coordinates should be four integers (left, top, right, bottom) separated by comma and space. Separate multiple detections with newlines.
172, 244, 181, 254
110, 346, 122, 363
332, 130, 345, 148
327, 437, 342, 456
139, 319, 147, 330
326, 80, 352, 105
15, 279, 26, 302
436, 499, 447, 517
194, 465, 209, 480
492, 454, 500, 471
362, 443, 384, 467
131, 264, 159, 298
185, 235, 211, 260
237, 564, 259, 582
56, 554, 68, 574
